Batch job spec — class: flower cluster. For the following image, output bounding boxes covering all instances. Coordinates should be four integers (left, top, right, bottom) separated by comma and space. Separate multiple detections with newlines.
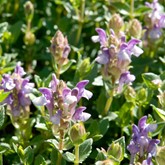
92, 26, 143, 92
127, 116, 160, 165
145, 0, 165, 40
0, 62, 34, 118
33, 73, 92, 130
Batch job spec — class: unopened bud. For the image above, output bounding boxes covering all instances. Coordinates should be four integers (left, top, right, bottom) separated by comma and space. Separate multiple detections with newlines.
78, 58, 91, 78
156, 146, 165, 165
24, 31, 35, 45
128, 19, 142, 38
95, 159, 114, 165
109, 14, 124, 32
158, 91, 165, 109
24, 1, 34, 21
107, 142, 122, 160
124, 86, 136, 102
49, 30, 70, 65
69, 122, 87, 145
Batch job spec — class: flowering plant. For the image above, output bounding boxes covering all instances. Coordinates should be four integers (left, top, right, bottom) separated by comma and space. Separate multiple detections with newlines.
0, 0, 165, 165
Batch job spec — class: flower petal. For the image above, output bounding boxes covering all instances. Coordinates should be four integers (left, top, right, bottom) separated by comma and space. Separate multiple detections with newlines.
33, 95, 48, 106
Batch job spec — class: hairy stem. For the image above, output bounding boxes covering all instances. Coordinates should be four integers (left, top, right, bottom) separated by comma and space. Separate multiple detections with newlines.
57, 120, 64, 165
75, 0, 85, 46
0, 153, 3, 165
130, 0, 134, 19
74, 144, 80, 165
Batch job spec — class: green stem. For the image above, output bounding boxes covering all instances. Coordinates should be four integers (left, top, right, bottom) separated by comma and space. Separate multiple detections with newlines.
57, 121, 64, 165
75, 0, 85, 46
103, 89, 114, 116
130, 0, 134, 19
0, 153, 3, 165
74, 144, 79, 165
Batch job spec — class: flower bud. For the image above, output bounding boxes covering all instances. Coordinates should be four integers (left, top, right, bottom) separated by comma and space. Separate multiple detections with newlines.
69, 122, 87, 145
78, 58, 91, 78
49, 30, 70, 65
95, 159, 114, 165
109, 14, 124, 32
24, 31, 35, 45
107, 142, 122, 160
128, 19, 142, 38
156, 146, 165, 165
124, 86, 136, 102
24, 1, 34, 21
158, 91, 165, 109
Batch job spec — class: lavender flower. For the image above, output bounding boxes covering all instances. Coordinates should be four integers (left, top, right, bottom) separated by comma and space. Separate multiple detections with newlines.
127, 116, 160, 165
92, 28, 143, 92
0, 62, 34, 117
145, 0, 165, 40
33, 74, 92, 126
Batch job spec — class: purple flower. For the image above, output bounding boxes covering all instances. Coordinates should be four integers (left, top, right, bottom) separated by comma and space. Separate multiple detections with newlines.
92, 27, 143, 93
145, 0, 165, 40
72, 106, 91, 122
148, 26, 162, 39
127, 116, 160, 164
33, 74, 92, 124
95, 47, 113, 65
118, 72, 135, 92
91, 28, 107, 47
142, 153, 153, 165
159, 15, 165, 28
50, 110, 62, 125
33, 74, 59, 116
0, 62, 34, 117
76, 80, 93, 101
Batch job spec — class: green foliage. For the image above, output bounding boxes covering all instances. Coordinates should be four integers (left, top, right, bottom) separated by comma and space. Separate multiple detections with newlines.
79, 138, 93, 163
0, 106, 5, 129
0, 0, 165, 164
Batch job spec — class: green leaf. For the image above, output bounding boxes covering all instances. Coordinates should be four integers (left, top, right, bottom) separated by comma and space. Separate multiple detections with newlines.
105, 111, 118, 122
92, 134, 103, 141
0, 143, 11, 154
96, 148, 107, 161
76, 57, 94, 79
0, 90, 10, 102
142, 73, 160, 89
0, 106, 5, 128
60, 59, 76, 74
92, 76, 103, 86
160, 71, 165, 81
9, 21, 23, 44
63, 152, 75, 162
17, 145, 25, 162
34, 155, 47, 165
34, 75, 42, 88
87, 120, 99, 138
24, 146, 34, 165
152, 105, 165, 121
46, 139, 59, 150
96, 89, 107, 114
0, 22, 8, 39
113, 136, 125, 161
110, 2, 130, 15
51, 148, 58, 165
35, 123, 48, 131
99, 118, 109, 136
79, 138, 93, 163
